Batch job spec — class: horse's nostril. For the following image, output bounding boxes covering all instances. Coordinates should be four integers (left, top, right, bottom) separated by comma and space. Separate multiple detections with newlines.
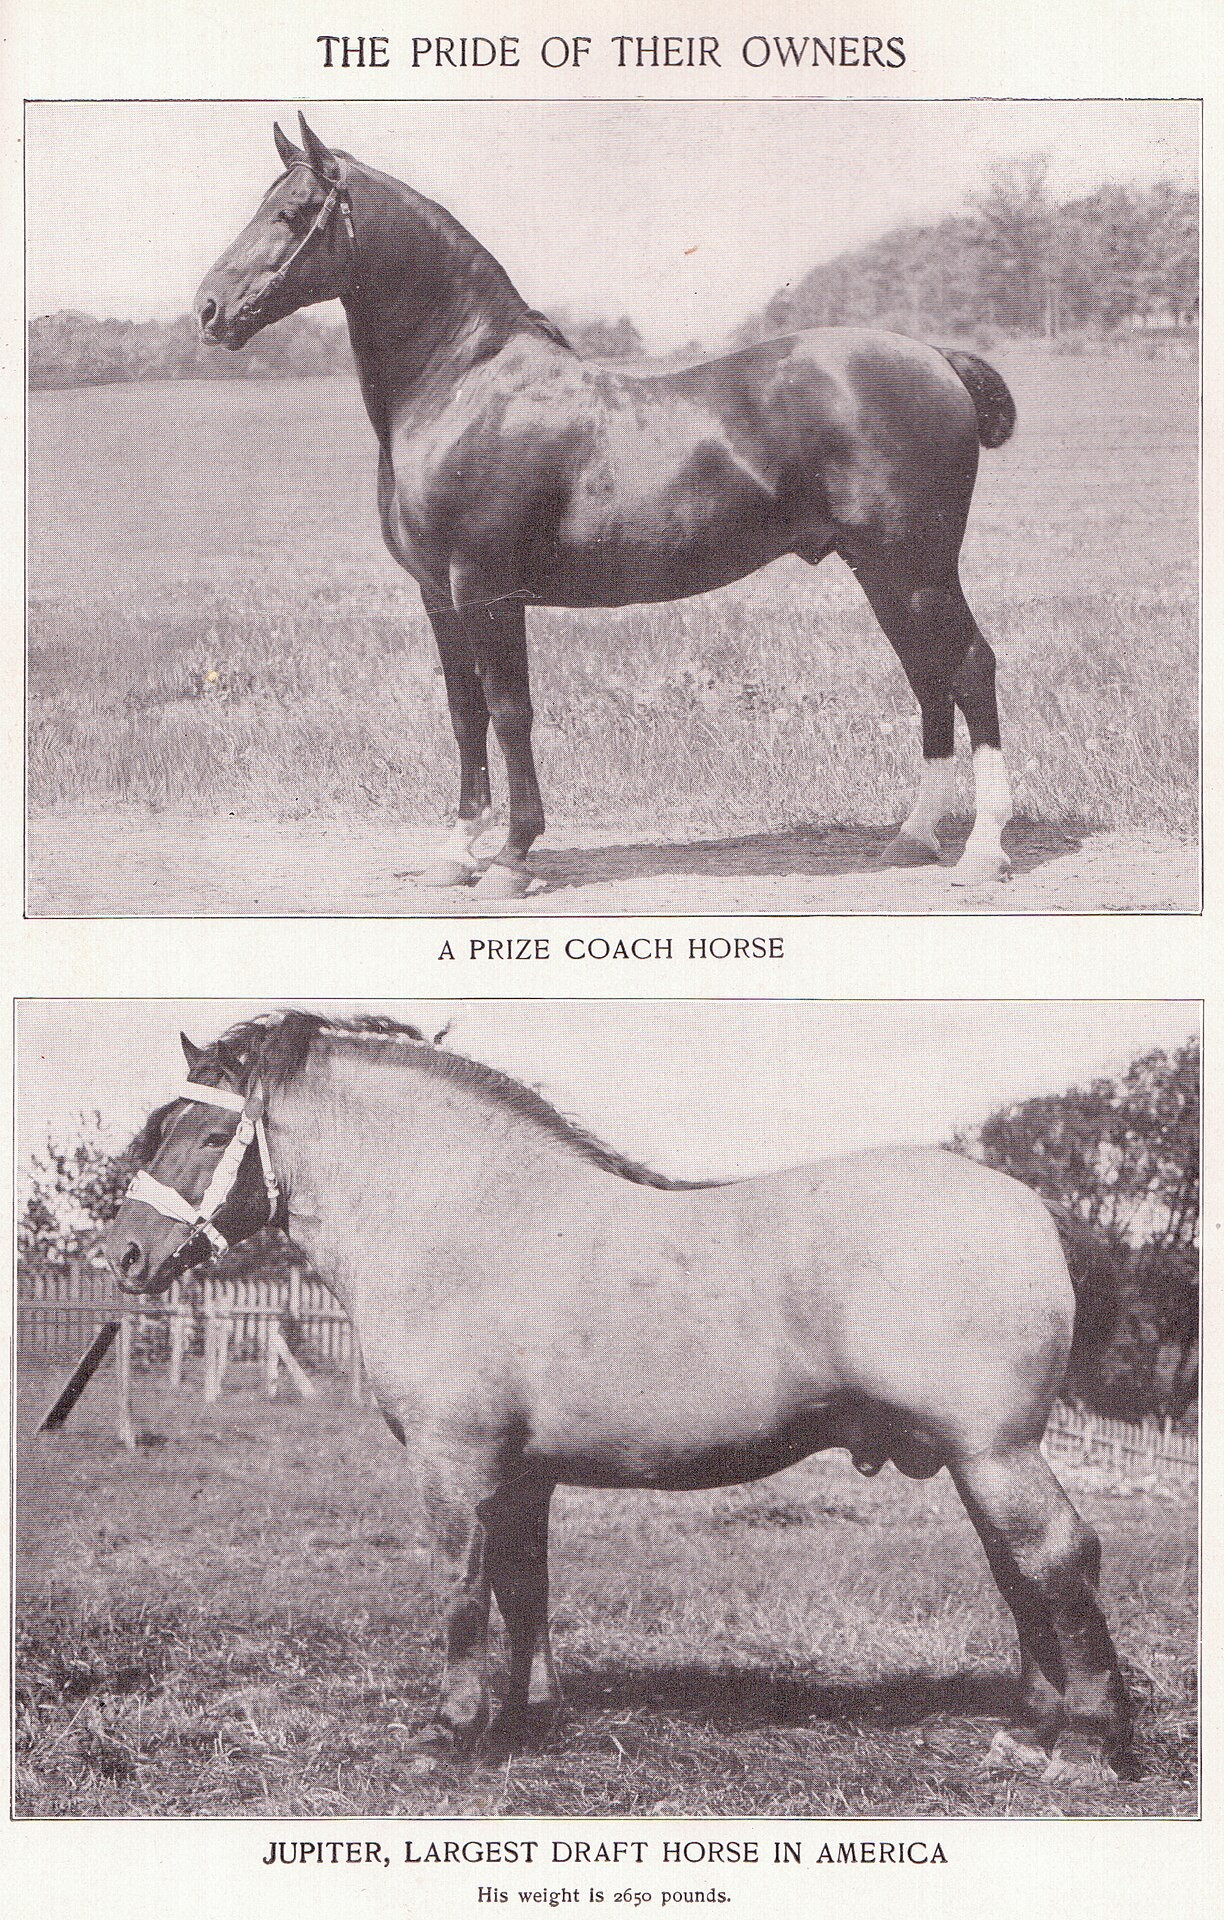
119, 1241, 145, 1276
198, 296, 218, 331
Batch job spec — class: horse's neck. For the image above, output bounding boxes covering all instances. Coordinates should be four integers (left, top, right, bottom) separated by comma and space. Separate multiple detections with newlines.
269, 1048, 596, 1301
343, 166, 531, 429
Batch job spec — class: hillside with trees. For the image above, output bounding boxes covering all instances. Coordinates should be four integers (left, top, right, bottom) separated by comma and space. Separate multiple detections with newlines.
734, 157, 1198, 346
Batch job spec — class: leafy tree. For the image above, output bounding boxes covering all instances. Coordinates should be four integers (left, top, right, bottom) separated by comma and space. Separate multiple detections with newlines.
18, 1123, 303, 1295
951, 1037, 1199, 1420
18, 1119, 136, 1276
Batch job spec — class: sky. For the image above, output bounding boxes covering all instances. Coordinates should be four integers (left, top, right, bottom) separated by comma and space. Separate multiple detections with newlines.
17, 1000, 1199, 1182
25, 99, 1199, 350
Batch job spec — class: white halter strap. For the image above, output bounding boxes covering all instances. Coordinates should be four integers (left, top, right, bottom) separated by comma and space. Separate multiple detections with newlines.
126, 1080, 280, 1255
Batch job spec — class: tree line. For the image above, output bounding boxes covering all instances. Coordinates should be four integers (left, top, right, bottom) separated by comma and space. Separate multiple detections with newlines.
28, 156, 1199, 389
19, 1034, 1199, 1425
27, 306, 648, 391
734, 157, 1198, 346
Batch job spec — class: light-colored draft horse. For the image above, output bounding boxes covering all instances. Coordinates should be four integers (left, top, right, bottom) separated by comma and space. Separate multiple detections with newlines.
194, 115, 1017, 898
106, 1013, 1132, 1782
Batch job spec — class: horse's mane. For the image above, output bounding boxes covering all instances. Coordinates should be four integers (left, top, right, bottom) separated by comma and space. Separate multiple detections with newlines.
522, 309, 573, 351
354, 160, 575, 356
152, 1010, 717, 1191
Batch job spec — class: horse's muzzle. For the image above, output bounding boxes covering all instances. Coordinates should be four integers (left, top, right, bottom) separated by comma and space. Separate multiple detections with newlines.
105, 1218, 211, 1295
194, 288, 253, 351
196, 295, 223, 341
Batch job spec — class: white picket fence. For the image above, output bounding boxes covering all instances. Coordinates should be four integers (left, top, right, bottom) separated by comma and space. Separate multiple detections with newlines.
19, 1259, 354, 1368
1042, 1403, 1197, 1490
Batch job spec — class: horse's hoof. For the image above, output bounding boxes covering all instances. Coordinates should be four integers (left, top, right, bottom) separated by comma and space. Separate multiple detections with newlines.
879, 832, 941, 869
951, 849, 1012, 888
1040, 1731, 1120, 1787
419, 858, 476, 889
474, 862, 533, 900
982, 1726, 1051, 1776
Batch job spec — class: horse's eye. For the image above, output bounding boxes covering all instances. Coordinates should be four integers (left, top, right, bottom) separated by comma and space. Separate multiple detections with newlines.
205, 1130, 230, 1148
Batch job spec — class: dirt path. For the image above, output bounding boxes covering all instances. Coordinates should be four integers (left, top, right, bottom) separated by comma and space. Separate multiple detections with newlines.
28, 809, 1198, 915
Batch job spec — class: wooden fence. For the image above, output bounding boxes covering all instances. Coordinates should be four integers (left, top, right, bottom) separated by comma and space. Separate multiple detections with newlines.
1042, 1403, 1197, 1489
18, 1259, 353, 1370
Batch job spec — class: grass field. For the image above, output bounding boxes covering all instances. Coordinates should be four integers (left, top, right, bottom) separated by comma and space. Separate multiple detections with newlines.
27, 343, 1198, 840
14, 1362, 1197, 1819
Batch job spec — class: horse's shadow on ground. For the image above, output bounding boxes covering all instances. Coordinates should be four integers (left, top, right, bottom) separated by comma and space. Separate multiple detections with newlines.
531, 819, 1086, 894
532, 1662, 1016, 1736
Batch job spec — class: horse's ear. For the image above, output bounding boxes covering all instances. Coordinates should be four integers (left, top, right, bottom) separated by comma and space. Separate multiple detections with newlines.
215, 1040, 245, 1086
180, 1032, 203, 1070
297, 113, 340, 182
273, 121, 303, 169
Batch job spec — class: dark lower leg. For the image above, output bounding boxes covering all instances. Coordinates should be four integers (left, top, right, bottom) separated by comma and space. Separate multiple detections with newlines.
470, 602, 544, 878
486, 1484, 560, 1724
954, 1471, 1066, 1744
422, 1470, 494, 1744
951, 608, 1013, 880
422, 602, 493, 880
954, 1447, 1131, 1763
845, 561, 964, 865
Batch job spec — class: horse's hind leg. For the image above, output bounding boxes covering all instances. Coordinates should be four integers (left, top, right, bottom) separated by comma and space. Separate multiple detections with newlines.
951, 1443, 1133, 1781
842, 555, 961, 867
485, 1480, 562, 1736
420, 599, 494, 887
949, 596, 1014, 887
954, 1473, 1070, 1771
845, 552, 1012, 881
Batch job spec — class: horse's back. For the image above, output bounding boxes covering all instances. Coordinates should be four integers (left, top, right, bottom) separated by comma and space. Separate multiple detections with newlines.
383, 321, 984, 608
492, 1147, 1071, 1478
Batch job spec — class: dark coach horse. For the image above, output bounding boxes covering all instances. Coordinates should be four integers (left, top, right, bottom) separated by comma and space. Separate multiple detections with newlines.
195, 116, 1017, 897
105, 1012, 1131, 1782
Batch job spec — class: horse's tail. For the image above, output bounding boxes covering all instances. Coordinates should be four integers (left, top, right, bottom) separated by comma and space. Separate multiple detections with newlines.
1046, 1203, 1119, 1391
939, 349, 1017, 449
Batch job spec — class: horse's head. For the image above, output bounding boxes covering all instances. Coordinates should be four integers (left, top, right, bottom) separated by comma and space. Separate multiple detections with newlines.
194, 114, 355, 349
103, 1034, 279, 1295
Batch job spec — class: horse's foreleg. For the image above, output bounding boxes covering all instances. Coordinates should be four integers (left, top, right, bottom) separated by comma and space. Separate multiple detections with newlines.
486, 1480, 562, 1734
951, 616, 1013, 887
418, 1454, 496, 1750
468, 602, 545, 899
420, 601, 494, 887
951, 1444, 1133, 1782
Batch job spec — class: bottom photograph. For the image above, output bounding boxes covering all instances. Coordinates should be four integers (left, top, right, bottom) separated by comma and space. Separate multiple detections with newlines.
13, 1000, 1198, 1819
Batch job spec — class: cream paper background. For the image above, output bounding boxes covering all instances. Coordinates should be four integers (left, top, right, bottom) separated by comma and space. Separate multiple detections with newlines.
1, 0, 1215, 1913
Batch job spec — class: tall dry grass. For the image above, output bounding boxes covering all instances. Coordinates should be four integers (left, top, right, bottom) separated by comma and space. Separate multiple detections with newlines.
14, 1366, 1196, 1819
27, 345, 1198, 837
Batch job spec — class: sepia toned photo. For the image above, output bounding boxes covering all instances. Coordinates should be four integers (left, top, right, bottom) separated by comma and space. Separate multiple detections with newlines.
14, 1001, 1199, 1816
25, 99, 1199, 917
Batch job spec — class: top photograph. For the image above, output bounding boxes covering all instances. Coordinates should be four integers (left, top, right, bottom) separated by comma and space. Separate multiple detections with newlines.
25, 98, 1199, 917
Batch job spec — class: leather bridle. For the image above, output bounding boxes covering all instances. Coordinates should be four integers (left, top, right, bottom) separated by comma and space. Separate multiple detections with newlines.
241, 158, 358, 327
123, 1081, 282, 1285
